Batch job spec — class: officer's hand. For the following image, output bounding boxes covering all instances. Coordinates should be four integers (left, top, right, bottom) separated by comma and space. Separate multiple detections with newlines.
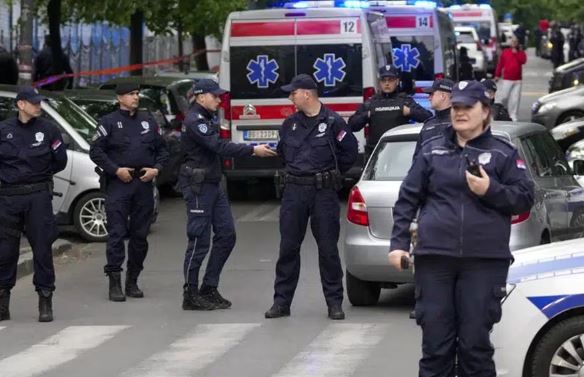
140, 168, 159, 182
403, 105, 411, 116
466, 165, 490, 197
116, 167, 133, 183
253, 145, 278, 157
388, 250, 410, 271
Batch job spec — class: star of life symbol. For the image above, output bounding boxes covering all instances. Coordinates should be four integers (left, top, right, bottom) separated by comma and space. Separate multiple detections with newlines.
392, 44, 421, 73
313, 53, 346, 87
246, 55, 279, 89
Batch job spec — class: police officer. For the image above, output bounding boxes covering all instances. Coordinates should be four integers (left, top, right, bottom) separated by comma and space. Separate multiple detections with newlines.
181, 79, 276, 311
265, 74, 358, 320
89, 83, 169, 302
388, 81, 534, 377
481, 79, 512, 121
0, 86, 67, 322
349, 65, 432, 158
414, 78, 454, 156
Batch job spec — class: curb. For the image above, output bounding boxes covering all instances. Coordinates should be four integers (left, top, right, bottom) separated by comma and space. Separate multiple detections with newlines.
17, 239, 74, 279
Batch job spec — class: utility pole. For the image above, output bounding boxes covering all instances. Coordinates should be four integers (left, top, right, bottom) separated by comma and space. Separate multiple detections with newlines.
18, 0, 34, 84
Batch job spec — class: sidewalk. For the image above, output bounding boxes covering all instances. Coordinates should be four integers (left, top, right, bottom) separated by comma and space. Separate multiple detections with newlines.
17, 238, 73, 279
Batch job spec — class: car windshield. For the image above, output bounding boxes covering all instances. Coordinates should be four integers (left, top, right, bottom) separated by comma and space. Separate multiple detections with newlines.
363, 139, 416, 181
456, 32, 476, 44
73, 99, 118, 120
454, 21, 492, 41
46, 97, 97, 143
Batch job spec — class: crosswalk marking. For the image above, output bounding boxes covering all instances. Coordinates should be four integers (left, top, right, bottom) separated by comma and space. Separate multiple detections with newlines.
0, 325, 128, 377
272, 323, 389, 377
120, 323, 260, 377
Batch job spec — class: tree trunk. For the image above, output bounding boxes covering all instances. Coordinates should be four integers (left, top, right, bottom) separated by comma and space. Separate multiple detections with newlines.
130, 10, 144, 76
177, 21, 184, 72
46, 0, 71, 89
191, 34, 209, 71
18, 0, 34, 84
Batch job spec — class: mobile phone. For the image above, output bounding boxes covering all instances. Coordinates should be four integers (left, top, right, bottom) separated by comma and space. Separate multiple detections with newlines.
466, 156, 482, 177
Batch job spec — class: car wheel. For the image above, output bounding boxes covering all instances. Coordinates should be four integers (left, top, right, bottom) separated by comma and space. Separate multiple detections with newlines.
570, 210, 584, 237
557, 111, 584, 125
73, 192, 108, 242
346, 270, 381, 306
528, 316, 584, 377
541, 231, 551, 245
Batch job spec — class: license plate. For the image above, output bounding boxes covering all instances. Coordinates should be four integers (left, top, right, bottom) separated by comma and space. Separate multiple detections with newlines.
243, 130, 278, 140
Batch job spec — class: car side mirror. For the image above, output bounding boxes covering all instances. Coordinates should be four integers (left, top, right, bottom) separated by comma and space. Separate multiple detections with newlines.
573, 160, 584, 175
61, 132, 72, 147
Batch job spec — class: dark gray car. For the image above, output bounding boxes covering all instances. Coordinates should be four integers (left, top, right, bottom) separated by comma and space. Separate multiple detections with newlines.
532, 84, 584, 129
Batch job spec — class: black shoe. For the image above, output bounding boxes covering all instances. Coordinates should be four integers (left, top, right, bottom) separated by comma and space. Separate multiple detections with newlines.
182, 288, 217, 311
107, 272, 126, 302
264, 304, 290, 319
125, 272, 144, 298
199, 286, 231, 309
38, 290, 53, 323
0, 289, 10, 321
328, 304, 345, 320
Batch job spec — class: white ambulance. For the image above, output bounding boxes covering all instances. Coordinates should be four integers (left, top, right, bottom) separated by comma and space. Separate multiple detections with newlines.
446, 4, 500, 74
218, 1, 390, 185
368, 1, 459, 109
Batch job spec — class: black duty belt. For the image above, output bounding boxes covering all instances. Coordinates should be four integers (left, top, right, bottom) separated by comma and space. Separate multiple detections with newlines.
284, 171, 336, 188
0, 181, 52, 196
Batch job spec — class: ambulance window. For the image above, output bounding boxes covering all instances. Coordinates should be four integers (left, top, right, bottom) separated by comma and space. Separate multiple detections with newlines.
454, 21, 491, 41
296, 44, 363, 98
229, 46, 295, 100
438, 11, 458, 80
390, 36, 435, 81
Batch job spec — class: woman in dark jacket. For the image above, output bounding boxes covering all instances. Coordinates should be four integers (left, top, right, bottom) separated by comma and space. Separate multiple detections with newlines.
388, 80, 534, 377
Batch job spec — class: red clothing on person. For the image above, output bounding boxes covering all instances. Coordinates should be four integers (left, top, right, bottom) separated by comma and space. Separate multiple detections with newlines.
495, 48, 527, 81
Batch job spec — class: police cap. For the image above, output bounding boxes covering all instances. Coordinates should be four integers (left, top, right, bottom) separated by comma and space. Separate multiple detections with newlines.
192, 79, 226, 96
115, 83, 141, 95
423, 78, 454, 94
480, 78, 497, 92
281, 74, 318, 92
451, 80, 491, 107
16, 86, 46, 104
378, 65, 400, 79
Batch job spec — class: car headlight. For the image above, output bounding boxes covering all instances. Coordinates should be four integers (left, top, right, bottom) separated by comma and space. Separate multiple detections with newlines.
538, 102, 557, 113
558, 127, 580, 139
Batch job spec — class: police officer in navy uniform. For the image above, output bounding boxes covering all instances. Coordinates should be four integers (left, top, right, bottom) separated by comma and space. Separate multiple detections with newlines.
265, 74, 358, 320
180, 79, 276, 311
414, 78, 454, 156
348, 65, 432, 157
0, 87, 67, 322
89, 83, 169, 302
388, 81, 534, 377
481, 79, 512, 121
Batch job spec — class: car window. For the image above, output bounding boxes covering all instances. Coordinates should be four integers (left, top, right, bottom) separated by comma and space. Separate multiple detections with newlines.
45, 97, 97, 144
0, 96, 15, 121
73, 100, 118, 120
540, 132, 572, 176
522, 133, 571, 177
456, 32, 476, 44
390, 36, 435, 81
454, 21, 491, 41
363, 140, 416, 181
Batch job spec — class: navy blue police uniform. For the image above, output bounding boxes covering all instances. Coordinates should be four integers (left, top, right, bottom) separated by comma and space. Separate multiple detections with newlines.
265, 74, 358, 320
413, 79, 454, 156
481, 79, 512, 121
349, 65, 432, 156
390, 81, 534, 377
89, 83, 169, 298
0, 87, 67, 322
180, 79, 255, 310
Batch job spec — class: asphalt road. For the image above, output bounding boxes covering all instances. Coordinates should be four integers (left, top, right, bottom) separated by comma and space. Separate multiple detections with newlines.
0, 49, 554, 377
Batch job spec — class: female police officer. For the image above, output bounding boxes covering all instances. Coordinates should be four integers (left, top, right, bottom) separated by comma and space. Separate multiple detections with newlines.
388, 80, 534, 377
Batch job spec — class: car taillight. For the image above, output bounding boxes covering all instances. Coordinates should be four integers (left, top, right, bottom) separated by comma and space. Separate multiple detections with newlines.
223, 159, 232, 169
415, 87, 425, 93
434, 73, 444, 80
219, 128, 231, 139
347, 186, 369, 226
363, 86, 375, 101
218, 91, 231, 140
511, 211, 530, 224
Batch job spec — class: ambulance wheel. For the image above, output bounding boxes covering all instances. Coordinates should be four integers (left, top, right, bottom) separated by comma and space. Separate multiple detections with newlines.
73, 192, 108, 242
528, 316, 584, 377
346, 270, 380, 306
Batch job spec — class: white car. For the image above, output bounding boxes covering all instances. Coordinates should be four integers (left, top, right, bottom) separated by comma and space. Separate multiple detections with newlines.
455, 26, 487, 77
493, 237, 584, 376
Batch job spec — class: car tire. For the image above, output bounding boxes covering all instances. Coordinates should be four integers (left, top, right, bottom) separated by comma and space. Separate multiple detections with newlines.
540, 231, 551, 245
528, 316, 584, 377
73, 191, 108, 242
570, 210, 584, 237
346, 270, 381, 306
557, 111, 584, 125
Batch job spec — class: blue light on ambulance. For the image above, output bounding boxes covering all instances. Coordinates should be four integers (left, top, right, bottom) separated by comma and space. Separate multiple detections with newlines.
412, 1, 437, 8
336, 0, 370, 8
288, 1, 310, 8
479, 4, 492, 9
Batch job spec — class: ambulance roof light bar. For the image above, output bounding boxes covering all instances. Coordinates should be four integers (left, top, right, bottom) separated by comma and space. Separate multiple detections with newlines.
283, 0, 371, 8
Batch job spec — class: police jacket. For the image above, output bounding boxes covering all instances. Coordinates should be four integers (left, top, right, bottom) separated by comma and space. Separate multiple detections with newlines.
89, 109, 169, 177
181, 102, 253, 183
0, 115, 67, 185
492, 102, 512, 121
413, 107, 451, 156
348, 91, 432, 147
277, 104, 358, 176
390, 126, 534, 259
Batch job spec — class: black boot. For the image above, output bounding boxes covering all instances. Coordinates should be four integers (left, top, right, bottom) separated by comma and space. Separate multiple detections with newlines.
38, 290, 53, 323
0, 289, 10, 321
107, 272, 126, 302
199, 285, 231, 309
182, 287, 216, 311
264, 303, 290, 319
125, 272, 144, 298
327, 304, 345, 320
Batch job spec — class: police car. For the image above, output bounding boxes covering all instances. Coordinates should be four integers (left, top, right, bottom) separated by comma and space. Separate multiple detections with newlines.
218, 0, 391, 185
493, 237, 584, 377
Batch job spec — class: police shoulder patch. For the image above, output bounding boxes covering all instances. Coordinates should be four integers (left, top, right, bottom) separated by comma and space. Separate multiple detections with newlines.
197, 123, 208, 134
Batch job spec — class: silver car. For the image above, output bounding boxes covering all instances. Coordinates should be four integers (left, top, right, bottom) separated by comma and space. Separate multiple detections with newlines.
343, 122, 584, 306
0, 87, 159, 242
531, 84, 584, 129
